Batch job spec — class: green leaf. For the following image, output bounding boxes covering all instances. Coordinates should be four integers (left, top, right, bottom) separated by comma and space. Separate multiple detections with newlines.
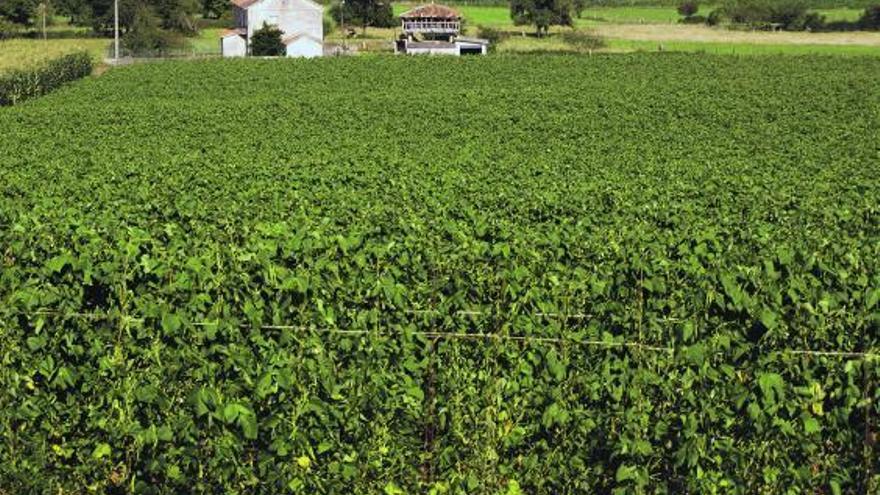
407, 386, 424, 402
545, 349, 566, 381
615, 464, 639, 482
161, 312, 182, 335
759, 308, 778, 330
46, 253, 74, 273
867, 288, 880, 310
223, 403, 258, 439
384, 482, 405, 495
758, 373, 785, 405
803, 417, 821, 434
91, 443, 111, 460
830, 480, 842, 495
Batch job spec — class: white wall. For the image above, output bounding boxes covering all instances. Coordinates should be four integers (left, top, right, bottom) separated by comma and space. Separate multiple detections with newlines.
247, 0, 322, 41
222, 35, 247, 57
285, 37, 322, 58
407, 46, 459, 56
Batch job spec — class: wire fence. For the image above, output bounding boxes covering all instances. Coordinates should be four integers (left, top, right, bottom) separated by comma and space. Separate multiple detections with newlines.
10, 308, 878, 360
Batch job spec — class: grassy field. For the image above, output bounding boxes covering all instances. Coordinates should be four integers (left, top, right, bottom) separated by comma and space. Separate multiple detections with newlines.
393, 4, 685, 25
1, 54, 879, 493
0, 38, 109, 73
384, 4, 880, 56
189, 28, 223, 54
605, 37, 880, 55
394, 3, 867, 25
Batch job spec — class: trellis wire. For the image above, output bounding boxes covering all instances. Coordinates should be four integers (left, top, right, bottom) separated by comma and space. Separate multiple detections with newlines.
9, 308, 879, 359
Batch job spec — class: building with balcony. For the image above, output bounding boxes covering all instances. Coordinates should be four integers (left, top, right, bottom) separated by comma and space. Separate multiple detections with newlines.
395, 4, 489, 56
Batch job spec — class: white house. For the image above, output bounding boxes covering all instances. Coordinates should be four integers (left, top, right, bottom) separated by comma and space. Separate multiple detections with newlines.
221, 0, 323, 58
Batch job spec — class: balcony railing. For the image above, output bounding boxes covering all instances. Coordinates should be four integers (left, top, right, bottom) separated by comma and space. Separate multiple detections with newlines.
402, 21, 460, 33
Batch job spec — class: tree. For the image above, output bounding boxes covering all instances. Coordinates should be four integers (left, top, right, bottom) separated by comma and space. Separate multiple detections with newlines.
88, 0, 147, 33
55, 0, 93, 26
250, 22, 284, 56
152, 0, 199, 34
721, 0, 770, 24
572, 0, 585, 19
123, 4, 182, 54
201, 0, 227, 19
859, 5, 880, 30
77, 0, 196, 34
677, 1, 699, 18
510, 0, 573, 36
0, 0, 37, 25
721, 0, 817, 30
330, 0, 394, 36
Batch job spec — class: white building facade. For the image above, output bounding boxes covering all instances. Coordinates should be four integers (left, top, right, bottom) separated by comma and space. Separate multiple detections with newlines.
222, 0, 323, 58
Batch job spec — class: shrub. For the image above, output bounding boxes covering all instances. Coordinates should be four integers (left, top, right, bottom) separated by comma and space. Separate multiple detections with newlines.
0, 51, 93, 105
0, 19, 23, 39
560, 30, 606, 51
475, 25, 505, 53
677, 1, 699, 18
706, 8, 723, 25
800, 11, 825, 31
680, 14, 707, 24
860, 5, 880, 30
477, 25, 506, 44
323, 15, 335, 37
768, 0, 811, 29
722, 0, 770, 24
721, 0, 823, 31
250, 22, 285, 56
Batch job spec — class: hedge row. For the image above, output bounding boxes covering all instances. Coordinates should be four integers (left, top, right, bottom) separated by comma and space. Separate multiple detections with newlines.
0, 51, 93, 106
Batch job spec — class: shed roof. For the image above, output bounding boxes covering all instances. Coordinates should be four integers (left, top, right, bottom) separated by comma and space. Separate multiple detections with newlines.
399, 4, 460, 19
231, 0, 260, 8
221, 27, 247, 37
456, 36, 489, 45
282, 32, 322, 44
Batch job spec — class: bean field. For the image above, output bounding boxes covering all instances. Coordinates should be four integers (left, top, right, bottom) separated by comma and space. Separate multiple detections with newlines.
0, 55, 879, 493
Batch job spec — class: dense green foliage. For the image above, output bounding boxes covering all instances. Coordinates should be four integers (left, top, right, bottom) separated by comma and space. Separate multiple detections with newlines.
861, 4, 880, 28
0, 54, 879, 494
717, 0, 826, 30
511, 0, 574, 34
0, 51, 92, 105
330, 0, 395, 34
251, 23, 285, 57
677, 0, 699, 17
122, 5, 186, 56
13, 0, 202, 35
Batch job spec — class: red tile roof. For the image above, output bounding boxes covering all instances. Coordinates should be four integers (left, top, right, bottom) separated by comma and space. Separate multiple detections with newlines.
399, 4, 460, 19
221, 27, 247, 37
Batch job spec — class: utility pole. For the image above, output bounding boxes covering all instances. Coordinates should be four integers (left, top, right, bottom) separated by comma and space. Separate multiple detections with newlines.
114, 0, 119, 62
340, 0, 346, 52
40, 3, 46, 40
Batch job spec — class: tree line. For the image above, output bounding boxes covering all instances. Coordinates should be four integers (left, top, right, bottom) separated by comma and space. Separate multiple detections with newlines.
510, 0, 880, 34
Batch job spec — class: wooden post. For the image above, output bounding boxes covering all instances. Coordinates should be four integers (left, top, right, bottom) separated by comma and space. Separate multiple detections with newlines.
41, 3, 46, 40
114, 0, 119, 62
